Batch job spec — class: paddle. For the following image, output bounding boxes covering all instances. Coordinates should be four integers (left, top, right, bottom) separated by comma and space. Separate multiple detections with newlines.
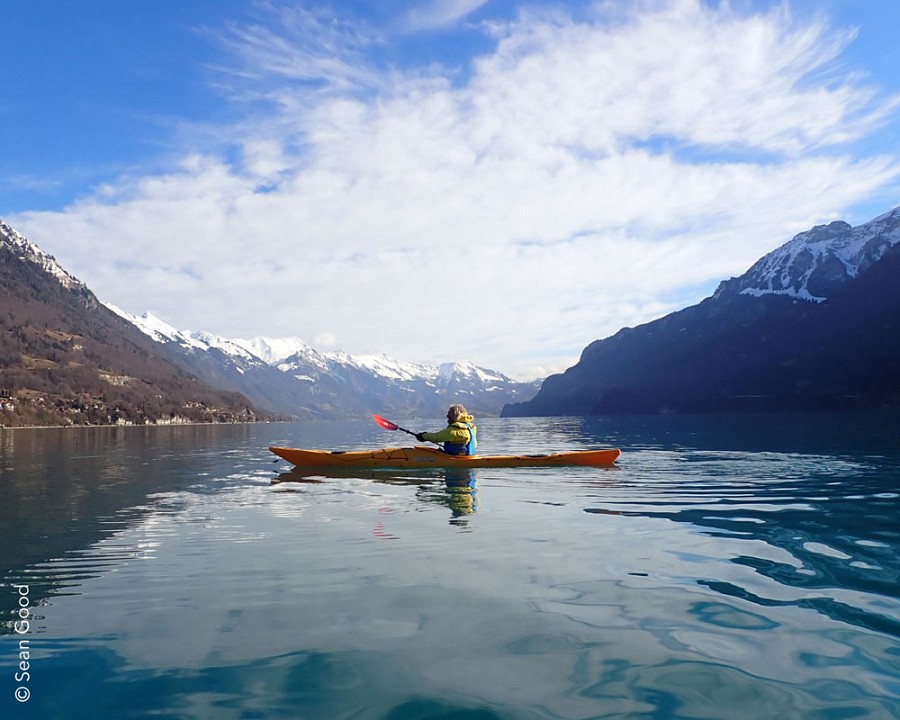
372, 414, 444, 447
372, 414, 417, 437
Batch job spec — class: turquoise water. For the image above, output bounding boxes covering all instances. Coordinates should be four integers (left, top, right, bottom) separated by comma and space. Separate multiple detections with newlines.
1, 414, 899, 719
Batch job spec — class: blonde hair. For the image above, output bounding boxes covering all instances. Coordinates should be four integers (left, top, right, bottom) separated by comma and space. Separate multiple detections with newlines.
447, 404, 469, 423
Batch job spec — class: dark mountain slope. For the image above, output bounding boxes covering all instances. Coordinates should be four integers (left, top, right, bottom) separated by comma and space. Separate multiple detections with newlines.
504, 207, 900, 416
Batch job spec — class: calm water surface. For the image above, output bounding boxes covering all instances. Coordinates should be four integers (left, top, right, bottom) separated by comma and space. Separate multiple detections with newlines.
1, 414, 899, 719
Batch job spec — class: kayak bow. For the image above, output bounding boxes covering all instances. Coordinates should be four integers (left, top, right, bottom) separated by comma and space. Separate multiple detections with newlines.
269, 445, 620, 469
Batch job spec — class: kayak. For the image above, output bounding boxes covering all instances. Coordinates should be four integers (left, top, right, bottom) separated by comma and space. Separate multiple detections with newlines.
269, 445, 621, 469
269, 446, 621, 469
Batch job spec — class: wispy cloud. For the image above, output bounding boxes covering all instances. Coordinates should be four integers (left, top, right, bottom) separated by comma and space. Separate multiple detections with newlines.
212, 4, 384, 96
404, 0, 492, 31
13, 0, 900, 379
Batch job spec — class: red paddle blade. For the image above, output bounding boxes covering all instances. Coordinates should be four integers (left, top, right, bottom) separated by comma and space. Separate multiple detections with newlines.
373, 414, 400, 431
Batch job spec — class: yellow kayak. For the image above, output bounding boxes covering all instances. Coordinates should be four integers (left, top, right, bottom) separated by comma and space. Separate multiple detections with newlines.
269, 445, 621, 469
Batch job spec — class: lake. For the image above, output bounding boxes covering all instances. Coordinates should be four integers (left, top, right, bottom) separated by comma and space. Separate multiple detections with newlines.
2, 413, 899, 719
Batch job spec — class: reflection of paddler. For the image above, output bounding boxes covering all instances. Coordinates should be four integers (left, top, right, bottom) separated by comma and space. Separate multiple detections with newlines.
444, 468, 477, 518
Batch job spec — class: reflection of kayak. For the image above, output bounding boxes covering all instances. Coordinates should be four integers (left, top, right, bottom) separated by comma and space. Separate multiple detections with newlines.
269, 445, 621, 469
271, 465, 476, 487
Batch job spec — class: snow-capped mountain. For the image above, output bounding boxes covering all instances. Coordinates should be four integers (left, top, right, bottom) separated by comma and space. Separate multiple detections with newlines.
110, 308, 540, 418
505, 204, 900, 416
733, 206, 900, 302
1, 219, 85, 291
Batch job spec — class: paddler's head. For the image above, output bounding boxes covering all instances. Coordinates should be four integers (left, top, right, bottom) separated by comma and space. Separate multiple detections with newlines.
447, 404, 470, 423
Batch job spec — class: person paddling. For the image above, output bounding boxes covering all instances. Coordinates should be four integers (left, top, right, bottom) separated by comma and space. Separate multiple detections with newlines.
415, 404, 478, 456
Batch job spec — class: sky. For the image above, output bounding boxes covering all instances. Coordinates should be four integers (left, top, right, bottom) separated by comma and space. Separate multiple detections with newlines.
3, 0, 900, 380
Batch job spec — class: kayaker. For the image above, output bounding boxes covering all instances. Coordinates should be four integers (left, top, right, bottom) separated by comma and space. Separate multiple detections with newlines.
415, 404, 477, 456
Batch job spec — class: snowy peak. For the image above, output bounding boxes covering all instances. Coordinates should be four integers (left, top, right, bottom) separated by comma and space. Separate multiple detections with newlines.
107, 306, 180, 343
107, 306, 261, 362
110, 306, 310, 367
735, 206, 900, 302
329, 352, 432, 382
0, 219, 85, 291
231, 336, 312, 365
437, 361, 506, 389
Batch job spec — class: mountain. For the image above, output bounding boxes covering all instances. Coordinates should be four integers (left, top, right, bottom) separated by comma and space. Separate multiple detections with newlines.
110, 309, 541, 419
0, 220, 267, 427
503, 206, 900, 417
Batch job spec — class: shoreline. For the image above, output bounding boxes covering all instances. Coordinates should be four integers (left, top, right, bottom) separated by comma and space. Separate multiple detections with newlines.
0, 419, 290, 432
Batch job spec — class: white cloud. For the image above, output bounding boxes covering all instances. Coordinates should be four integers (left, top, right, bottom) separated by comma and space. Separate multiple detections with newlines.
12, 0, 900, 380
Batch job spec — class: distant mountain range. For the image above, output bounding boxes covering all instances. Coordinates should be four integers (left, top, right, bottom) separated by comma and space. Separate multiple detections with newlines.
107, 308, 541, 419
0, 220, 264, 427
503, 205, 900, 416
0, 217, 538, 425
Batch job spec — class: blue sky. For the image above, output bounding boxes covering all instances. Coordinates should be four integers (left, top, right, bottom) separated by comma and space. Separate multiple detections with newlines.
4, 0, 900, 380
